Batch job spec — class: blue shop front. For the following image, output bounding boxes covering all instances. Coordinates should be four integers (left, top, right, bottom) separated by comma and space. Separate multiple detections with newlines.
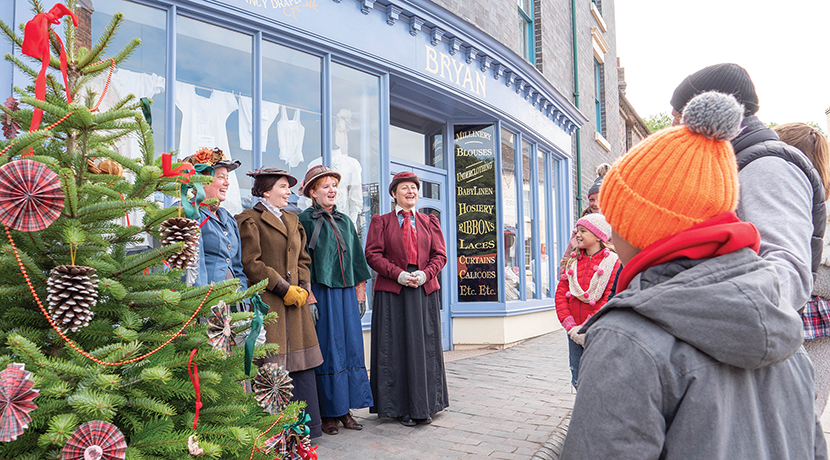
1, 0, 587, 350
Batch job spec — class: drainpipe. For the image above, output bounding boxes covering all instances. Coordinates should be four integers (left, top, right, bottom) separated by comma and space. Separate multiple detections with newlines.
571, 0, 583, 213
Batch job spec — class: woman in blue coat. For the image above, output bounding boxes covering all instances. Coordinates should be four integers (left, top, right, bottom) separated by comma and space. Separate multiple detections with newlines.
183, 148, 247, 291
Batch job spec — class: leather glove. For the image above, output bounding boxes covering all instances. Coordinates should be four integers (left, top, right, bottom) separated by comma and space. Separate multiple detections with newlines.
412, 270, 427, 287
309, 303, 319, 325
568, 327, 586, 346
397, 271, 413, 286
358, 301, 367, 319
283, 285, 308, 307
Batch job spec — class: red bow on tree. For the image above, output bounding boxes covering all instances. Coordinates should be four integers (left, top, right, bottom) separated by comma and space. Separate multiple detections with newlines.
21, 4, 78, 138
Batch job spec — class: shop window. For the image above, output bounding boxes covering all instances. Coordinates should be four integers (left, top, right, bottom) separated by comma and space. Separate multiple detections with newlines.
88, 0, 167, 251
518, 0, 535, 64
455, 125, 498, 302
330, 63, 380, 242
261, 41, 322, 213
175, 16, 252, 216
522, 139, 536, 299
502, 130, 520, 301
538, 151, 550, 298
390, 106, 444, 169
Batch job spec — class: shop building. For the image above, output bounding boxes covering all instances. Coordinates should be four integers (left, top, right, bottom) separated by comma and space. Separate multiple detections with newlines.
1, 0, 628, 350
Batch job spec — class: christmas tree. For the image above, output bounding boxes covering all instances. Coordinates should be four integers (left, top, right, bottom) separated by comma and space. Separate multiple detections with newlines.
0, 1, 308, 459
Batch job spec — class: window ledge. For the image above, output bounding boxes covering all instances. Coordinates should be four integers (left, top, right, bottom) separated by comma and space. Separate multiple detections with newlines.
591, 3, 607, 32
595, 131, 611, 151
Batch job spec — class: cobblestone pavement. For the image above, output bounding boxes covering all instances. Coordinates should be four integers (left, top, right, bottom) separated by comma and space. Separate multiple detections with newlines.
314, 329, 575, 459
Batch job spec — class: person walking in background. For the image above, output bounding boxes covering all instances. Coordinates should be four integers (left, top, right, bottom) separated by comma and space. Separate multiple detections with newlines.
561, 92, 826, 460
775, 123, 830, 414
297, 165, 373, 436
670, 63, 826, 313
365, 172, 448, 427
236, 168, 324, 438
183, 148, 247, 292
555, 213, 620, 389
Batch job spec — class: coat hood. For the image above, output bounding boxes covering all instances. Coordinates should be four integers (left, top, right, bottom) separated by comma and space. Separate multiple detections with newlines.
587, 248, 804, 370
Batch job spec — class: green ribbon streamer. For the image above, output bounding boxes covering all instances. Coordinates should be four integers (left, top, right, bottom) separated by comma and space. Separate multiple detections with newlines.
245, 293, 270, 376
181, 164, 213, 220
140, 97, 152, 131
283, 411, 312, 438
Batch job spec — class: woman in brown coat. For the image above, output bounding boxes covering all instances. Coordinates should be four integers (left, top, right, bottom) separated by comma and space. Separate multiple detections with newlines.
236, 168, 324, 438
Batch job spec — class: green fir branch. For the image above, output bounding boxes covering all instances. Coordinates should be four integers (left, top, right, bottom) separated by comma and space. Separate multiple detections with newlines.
77, 12, 123, 69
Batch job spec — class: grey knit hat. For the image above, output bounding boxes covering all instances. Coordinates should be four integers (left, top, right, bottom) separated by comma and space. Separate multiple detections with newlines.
587, 164, 610, 198
671, 63, 759, 117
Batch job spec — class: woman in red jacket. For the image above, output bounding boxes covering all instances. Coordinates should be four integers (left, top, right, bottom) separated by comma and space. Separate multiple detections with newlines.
556, 213, 620, 389
364, 172, 448, 427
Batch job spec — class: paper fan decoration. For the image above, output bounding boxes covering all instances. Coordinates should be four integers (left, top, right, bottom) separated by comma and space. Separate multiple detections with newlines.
61, 421, 126, 460
207, 300, 236, 356
0, 159, 64, 232
253, 363, 294, 415
0, 363, 39, 442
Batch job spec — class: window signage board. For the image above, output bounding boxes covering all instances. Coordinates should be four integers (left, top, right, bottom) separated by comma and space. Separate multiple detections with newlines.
454, 124, 498, 302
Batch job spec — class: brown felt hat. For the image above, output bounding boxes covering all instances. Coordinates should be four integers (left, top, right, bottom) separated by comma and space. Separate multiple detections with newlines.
298, 165, 342, 198
246, 168, 297, 187
389, 171, 420, 197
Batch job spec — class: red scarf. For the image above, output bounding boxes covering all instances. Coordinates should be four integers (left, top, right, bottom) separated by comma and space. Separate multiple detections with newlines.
616, 211, 761, 293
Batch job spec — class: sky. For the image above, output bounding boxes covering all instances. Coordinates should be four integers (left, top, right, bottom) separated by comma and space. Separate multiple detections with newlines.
614, 0, 830, 130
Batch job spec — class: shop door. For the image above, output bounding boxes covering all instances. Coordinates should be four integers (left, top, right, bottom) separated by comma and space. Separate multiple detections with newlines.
390, 162, 451, 350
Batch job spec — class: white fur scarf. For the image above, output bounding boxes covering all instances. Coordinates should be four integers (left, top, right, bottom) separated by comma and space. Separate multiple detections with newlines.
566, 249, 619, 305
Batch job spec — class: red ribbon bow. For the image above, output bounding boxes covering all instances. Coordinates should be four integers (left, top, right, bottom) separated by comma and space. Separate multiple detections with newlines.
160, 152, 195, 183
21, 4, 78, 140
188, 348, 202, 430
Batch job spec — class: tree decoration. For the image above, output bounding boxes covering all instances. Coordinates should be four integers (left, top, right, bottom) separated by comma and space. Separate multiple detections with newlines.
0, 363, 39, 442
206, 301, 236, 356
253, 363, 294, 415
187, 434, 204, 456
159, 217, 200, 269
46, 265, 98, 332
97, 159, 123, 177
0, 160, 64, 232
1, 97, 19, 139
61, 421, 126, 460
261, 412, 318, 460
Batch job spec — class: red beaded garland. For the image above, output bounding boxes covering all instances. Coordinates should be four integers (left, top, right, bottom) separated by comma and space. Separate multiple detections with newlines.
5, 225, 212, 367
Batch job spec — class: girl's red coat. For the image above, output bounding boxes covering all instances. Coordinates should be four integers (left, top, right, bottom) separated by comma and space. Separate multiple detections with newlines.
556, 250, 621, 327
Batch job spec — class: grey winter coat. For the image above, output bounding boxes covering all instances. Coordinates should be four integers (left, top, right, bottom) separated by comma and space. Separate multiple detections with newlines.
560, 248, 827, 460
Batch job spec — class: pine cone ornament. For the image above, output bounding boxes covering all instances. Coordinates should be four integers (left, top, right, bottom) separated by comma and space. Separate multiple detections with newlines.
159, 217, 200, 269
46, 265, 98, 332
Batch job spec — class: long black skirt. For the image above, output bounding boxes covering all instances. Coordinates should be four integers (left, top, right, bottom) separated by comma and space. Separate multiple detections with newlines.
369, 279, 449, 419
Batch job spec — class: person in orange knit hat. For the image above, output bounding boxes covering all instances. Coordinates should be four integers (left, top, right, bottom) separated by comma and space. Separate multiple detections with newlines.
560, 91, 825, 459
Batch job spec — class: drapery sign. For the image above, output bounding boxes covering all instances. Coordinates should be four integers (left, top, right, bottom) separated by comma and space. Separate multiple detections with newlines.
236, 0, 319, 20
454, 125, 498, 302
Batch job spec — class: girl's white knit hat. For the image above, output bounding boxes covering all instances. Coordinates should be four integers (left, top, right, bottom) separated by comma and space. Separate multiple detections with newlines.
575, 213, 611, 243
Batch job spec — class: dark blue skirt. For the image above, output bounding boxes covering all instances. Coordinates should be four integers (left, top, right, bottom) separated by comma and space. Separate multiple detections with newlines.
311, 284, 374, 417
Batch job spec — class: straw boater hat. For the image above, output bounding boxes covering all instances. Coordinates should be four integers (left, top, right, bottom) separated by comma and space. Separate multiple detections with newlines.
183, 147, 241, 174
389, 171, 420, 197
298, 165, 342, 198
246, 168, 297, 187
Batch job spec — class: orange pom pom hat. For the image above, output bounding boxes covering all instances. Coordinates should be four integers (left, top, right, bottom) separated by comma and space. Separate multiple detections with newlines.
599, 91, 744, 250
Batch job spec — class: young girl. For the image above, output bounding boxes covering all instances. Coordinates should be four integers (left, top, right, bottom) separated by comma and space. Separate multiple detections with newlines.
555, 213, 620, 389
